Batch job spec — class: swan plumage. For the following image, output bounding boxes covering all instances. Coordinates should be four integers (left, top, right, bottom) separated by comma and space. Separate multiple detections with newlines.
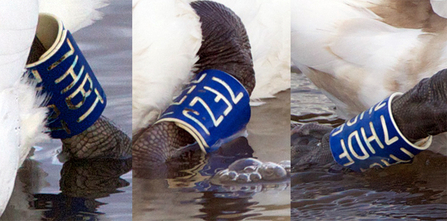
132, 0, 290, 134
213, 0, 290, 99
132, 0, 202, 134
39, 0, 109, 32
431, 0, 447, 18
292, 0, 447, 116
0, 0, 109, 215
291, 0, 447, 154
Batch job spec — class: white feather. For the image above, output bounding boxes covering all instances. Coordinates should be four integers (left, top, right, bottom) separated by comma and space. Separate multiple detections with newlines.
292, 0, 447, 115
431, 0, 447, 18
0, 0, 40, 214
17, 79, 48, 165
39, 0, 109, 33
214, 0, 290, 99
331, 18, 427, 108
0, 89, 21, 215
132, 0, 201, 134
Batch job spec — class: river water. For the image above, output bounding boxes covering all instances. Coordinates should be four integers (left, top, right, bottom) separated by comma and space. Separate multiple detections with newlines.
133, 90, 291, 220
0, 1, 132, 220
291, 72, 447, 220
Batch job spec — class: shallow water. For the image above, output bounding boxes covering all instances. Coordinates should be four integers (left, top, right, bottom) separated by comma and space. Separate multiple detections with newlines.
0, 1, 132, 220
133, 90, 291, 221
291, 72, 447, 220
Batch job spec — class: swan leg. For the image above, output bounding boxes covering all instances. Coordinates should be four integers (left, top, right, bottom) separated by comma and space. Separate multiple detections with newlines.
132, 121, 195, 166
61, 116, 130, 159
26, 14, 130, 159
392, 69, 447, 142
132, 0, 255, 167
292, 69, 447, 172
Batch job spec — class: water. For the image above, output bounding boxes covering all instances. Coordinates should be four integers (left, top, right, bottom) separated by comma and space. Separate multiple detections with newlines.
133, 90, 291, 220
291, 72, 447, 220
0, 1, 132, 220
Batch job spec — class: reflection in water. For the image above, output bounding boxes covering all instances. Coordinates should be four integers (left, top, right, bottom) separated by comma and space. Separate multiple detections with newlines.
193, 192, 261, 220
134, 137, 253, 180
59, 158, 131, 198
32, 194, 104, 220
134, 137, 289, 220
134, 137, 262, 220
291, 72, 447, 220
32, 158, 131, 220
292, 151, 447, 220
1, 157, 131, 221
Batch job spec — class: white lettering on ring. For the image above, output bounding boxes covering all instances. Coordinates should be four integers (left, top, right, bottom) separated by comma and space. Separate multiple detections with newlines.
179, 76, 245, 133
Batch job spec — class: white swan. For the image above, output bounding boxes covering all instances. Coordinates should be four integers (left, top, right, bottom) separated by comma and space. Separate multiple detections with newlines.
132, 0, 290, 134
291, 0, 447, 155
0, 0, 108, 215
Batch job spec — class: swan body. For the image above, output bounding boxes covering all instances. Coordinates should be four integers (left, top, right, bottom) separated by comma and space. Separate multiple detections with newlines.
132, 0, 290, 134
291, 0, 447, 154
292, 0, 447, 116
0, 0, 108, 215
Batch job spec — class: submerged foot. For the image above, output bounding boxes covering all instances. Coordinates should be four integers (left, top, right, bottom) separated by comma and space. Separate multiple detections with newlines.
291, 123, 345, 172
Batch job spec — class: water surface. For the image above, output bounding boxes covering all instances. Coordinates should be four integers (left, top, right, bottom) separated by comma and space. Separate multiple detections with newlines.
291, 72, 447, 220
133, 90, 291, 221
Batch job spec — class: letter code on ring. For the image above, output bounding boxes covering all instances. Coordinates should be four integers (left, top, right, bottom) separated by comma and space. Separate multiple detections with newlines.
157, 69, 251, 153
329, 93, 432, 172
26, 22, 106, 139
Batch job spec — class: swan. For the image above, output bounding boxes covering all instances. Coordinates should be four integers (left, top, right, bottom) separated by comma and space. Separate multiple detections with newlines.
132, 0, 289, 166
132, 0, 290, 135
132, 0, 290, 167
291, 0, 447, 155
0, 0, 110, 215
